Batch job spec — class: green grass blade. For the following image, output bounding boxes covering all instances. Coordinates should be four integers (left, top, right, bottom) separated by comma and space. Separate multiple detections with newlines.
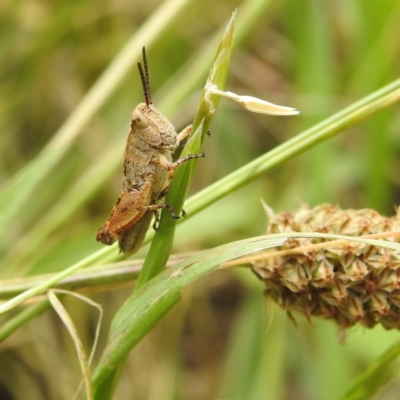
0, 246, 114, 315
158, 0, 272, 114
0, 301, 51, 343
184, 77, 400, 216
135, 12, 236, 288
92, 235, 286, 392
340, 339, 400, 400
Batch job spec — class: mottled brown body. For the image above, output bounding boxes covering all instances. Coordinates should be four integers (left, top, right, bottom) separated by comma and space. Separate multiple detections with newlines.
96, 47, 204, 254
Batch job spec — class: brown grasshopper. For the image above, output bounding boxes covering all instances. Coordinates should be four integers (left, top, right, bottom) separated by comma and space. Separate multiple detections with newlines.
96, 47, 204, 254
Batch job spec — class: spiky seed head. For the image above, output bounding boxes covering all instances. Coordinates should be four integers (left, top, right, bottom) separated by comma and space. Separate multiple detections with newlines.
252, 204, 400, 330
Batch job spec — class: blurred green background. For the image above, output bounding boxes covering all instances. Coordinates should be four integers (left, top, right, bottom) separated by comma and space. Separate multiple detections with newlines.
1, 0, 400, 399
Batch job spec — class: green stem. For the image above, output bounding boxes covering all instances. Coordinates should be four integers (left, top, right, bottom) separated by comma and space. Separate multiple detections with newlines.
135, 13, 236, 289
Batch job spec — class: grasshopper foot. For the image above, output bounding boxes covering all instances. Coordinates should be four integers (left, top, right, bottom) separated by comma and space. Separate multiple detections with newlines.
163, 203, 180, 219
152, 209, 161, 231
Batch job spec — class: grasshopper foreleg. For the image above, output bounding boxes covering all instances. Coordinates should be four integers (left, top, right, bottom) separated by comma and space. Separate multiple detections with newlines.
158, 151, 205, 172
176, 125, 193, 143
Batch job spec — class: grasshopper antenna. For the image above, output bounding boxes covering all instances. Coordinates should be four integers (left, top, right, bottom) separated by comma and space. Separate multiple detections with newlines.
137, 46, 152, 106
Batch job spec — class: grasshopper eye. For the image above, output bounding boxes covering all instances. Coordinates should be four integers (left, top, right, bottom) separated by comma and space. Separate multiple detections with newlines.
131, 109, 149, 129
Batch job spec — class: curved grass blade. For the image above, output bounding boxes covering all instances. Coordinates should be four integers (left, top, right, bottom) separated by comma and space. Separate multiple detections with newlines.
92, 235, 286, 392
340, 340, 400, 400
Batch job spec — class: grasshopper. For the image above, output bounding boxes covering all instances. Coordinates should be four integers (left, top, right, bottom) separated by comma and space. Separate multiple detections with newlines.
96, 47, 204, 254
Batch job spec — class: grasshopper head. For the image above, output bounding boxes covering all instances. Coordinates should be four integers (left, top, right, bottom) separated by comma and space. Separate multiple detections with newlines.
130, 104, 150, 129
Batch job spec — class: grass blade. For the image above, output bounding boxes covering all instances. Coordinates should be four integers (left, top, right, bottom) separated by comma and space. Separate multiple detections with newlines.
92, 235, 286, 392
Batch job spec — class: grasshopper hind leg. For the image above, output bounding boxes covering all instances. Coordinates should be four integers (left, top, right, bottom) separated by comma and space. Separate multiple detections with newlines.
118, 201, 186, 253
118, 211, 153, 254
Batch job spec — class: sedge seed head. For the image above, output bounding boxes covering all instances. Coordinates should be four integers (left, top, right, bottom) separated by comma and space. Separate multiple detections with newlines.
252, 204, 400, 330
